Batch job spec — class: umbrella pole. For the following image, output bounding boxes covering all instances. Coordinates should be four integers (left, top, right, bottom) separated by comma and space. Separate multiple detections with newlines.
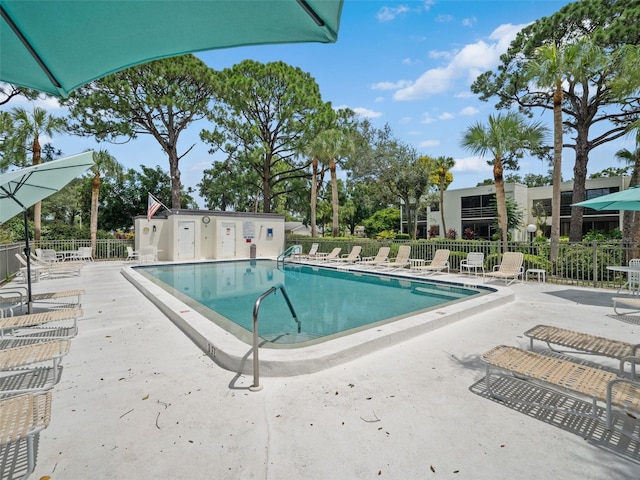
22, 209, 33, 314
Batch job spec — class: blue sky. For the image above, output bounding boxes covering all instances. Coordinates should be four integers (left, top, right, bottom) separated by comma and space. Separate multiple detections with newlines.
12, 0, 634, 207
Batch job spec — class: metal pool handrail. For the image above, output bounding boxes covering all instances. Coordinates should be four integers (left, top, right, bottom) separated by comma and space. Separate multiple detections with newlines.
250, 283, 298, 391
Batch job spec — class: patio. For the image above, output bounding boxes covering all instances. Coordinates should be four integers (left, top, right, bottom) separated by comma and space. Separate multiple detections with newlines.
2, 261, 637, 479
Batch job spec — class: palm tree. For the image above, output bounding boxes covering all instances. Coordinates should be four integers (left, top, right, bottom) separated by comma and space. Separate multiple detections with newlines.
304, 137, 328, 238
524, 38, 594, 271
461, 112, 547, 252
314, 128, 354, 237
430, 156, 455, 237
11, 106, 66, 241
89, 149, 123, 256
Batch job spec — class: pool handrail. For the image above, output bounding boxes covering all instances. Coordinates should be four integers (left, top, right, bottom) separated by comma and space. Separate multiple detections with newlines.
250, 283, 298, 391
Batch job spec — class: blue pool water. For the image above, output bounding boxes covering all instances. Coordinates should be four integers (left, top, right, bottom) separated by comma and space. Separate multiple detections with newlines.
137, 260, 484, 346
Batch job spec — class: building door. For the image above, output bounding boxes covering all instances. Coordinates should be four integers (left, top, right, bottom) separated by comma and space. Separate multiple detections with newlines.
177, 221, 195, 258
221, 223, 236, 258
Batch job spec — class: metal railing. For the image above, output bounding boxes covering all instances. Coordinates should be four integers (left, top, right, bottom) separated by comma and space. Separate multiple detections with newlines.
250, 283, 298, 392
285, 237, 640, 290
0, 239, 134, 284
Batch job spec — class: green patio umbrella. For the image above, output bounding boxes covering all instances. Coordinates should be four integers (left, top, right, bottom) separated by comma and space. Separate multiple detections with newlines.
0, 151, 94, 312
572, 186, 640, 211
0, 0, 343, 98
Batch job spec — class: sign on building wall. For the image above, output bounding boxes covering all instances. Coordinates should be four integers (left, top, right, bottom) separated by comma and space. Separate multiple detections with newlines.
243, 221, 255, 239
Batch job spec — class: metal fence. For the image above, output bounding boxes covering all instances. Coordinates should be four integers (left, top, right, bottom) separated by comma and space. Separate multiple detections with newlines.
0, 239, 134, 283
286, 237, 640, 290
1, 236, 637, 291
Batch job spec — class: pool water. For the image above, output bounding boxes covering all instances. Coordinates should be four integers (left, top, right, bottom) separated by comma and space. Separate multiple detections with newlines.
137, 260, 484, 346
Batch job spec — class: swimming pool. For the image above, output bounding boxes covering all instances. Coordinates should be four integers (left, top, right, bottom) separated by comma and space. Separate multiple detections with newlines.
136, 260, 484, 346
123, 260, 512, 375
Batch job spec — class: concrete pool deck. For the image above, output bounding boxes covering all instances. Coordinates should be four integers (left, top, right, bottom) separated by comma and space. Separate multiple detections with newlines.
6, 261, 637, 479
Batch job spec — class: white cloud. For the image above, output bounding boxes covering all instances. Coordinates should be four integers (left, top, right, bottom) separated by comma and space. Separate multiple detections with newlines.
374, 96, 385, 103
393, 22, 527, 101
352, 107, 383, 119
452, 156, 492, 172
454, 90, 474, 99
420, 113, 435, 124
460, 106, 479, 116
438, 112, 454, 120
419, 139, 440, 148
372, 80, 412, 91
428, 50, 453, 60
399, 116, 413, 124
408, 130, 421, 135
462, 17, 477, 27
376, 5, 411, 22
435, 14, 453, 23
402, 57, 421, 65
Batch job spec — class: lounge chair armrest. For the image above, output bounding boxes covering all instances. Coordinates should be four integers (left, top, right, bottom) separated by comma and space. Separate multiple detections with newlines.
620, 355, 640, 379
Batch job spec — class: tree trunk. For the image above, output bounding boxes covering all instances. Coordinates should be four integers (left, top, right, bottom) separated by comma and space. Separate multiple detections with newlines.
32, 138, 42, 242
90, 175, 100, 256
569, 127, 590, 242
439, 187, 446, 237
310, 157, 318, 237
168, 145, 182, 209
263, 153, 271, 214
330, 158, 339, 237
493, 157, 508, 253
549, 81, 563, 274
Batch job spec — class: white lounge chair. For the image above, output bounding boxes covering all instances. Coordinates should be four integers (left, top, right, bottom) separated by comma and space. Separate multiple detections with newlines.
484, 252, 524, 285
0, 339, 71, 395
356, 247, 391, 269
299, 243, 319, 260
374, 245, 412, 271
331, 246, 362, 263
460, 252, 485, 277
481, 345, 640, 442
315, 247, 342, 262
0, 392, 52, 479
0, 288, 83, 316
413, 249, 450, 276
0, 308, 82, 340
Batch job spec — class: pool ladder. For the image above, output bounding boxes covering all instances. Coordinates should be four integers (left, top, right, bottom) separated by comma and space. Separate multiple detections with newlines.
250, 283, 299, 391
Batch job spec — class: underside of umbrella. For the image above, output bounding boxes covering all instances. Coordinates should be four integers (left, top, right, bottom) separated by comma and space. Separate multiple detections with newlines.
0, 151, 94, 313
572, 186, 640, 211
0, 0, 343, 97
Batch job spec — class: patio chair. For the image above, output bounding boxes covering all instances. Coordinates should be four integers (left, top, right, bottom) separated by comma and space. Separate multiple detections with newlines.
355, 247, 391, 269
0, 339, 71, 395
374, 245, 412, 271
13, 254, 44, 284
26, 253, 82, 277
459, 252, 484, 277
299, 243, 319, 260
73, 247, 94, 261
524, 324, 640, 378
126, 246, 140, 262
413, 249, 450, 276
0, 391, 52, 479
0, 308, 82, 340
484, 252, 524, 285
617, 258, 640, 294
331, 246, 362, 263
0, 288, 83, 315
481, 344, 640, 442
315, 247, 342, 262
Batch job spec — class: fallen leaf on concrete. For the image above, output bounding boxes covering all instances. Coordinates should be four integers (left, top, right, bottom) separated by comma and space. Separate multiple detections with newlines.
430, 465, 435, 473
142, 394, 149, 400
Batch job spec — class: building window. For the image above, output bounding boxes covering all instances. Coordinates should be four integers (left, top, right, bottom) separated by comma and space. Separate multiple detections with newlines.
461, 194, 496, 219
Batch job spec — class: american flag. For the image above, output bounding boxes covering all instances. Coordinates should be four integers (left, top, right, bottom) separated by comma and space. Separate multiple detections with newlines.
147, 193, 162, 221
